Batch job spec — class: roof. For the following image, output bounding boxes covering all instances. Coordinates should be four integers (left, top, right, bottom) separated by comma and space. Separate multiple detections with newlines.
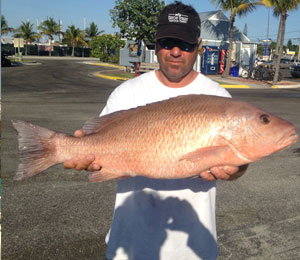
199, 10, 250, 42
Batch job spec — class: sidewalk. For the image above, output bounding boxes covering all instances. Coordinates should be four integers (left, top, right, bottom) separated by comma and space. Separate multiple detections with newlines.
20, 55, 99, 61
208, 74, 300, 89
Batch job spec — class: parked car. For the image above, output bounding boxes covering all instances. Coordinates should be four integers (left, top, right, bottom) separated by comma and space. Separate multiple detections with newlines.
289, 64, 300, 78
292, 59, 300, 65
261, 60, 272, 66
1, 52, 11, 67
255, 58, 269, 66
280, 58, 292, 69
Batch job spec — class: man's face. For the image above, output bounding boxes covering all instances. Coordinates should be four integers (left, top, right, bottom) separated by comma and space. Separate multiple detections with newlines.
156, 37, 200, 82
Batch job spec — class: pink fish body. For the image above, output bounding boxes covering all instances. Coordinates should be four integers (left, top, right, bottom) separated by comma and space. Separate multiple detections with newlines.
12, 94, 298, 182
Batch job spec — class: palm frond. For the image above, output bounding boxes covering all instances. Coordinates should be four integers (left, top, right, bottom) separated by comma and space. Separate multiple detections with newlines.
1, 15, 15, 35
14, 21, 38, 43
234, 3, 256, 17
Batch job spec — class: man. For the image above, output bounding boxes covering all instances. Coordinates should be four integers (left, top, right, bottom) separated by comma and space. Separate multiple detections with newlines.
65, 1, 247, 259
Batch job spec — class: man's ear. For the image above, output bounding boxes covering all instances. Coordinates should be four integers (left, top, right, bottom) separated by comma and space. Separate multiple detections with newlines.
155, 42, 159, 55
197, 38, 202, 49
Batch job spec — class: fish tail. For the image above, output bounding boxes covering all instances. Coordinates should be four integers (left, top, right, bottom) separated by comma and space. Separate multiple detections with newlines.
12, 120, 61, 181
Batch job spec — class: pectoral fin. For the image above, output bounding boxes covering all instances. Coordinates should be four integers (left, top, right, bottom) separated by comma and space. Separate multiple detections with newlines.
88, 168, 130, 182
179, 146, 230, 163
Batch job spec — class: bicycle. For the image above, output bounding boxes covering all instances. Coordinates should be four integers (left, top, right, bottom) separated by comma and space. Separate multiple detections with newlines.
240, 64, 251, 78
251, 64, 282, 82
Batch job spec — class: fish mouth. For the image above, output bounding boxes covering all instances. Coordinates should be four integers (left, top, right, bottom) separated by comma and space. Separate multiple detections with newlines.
278, 127, 298, 149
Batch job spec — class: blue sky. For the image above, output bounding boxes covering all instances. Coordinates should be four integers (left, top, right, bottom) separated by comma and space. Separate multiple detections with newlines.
2, 0, 300, 45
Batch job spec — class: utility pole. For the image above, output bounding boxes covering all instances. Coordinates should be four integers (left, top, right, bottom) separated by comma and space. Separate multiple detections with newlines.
292, 37, 300, 60
266, 8, 270, 41
84, 17, 86, 32
83, 17, 86, 57
59, 20, 63, 43
36, 19, 39, 34
265, 8, 271, 61
297, 39, 300, 60
36, 19, 40, 56
298, 40, 300, 60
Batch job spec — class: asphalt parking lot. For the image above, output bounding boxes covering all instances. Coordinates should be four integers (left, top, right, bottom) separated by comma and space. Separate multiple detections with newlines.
2, 59, 300, 260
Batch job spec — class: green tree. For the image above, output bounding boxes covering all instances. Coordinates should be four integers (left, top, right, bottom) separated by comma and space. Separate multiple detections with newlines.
268, 40, 276, 56
38, 17, 61, 56
1, 15, 15, 35
89, 34, 125, 63
257, 43, 264, 56
110, 0, 164, 44
287, 39, 293, 51
14, 21, 39, 55
86, 22, 104, 39
210, 0, 270, 77
270, 41, 276, 50
266, 0, 300, 84
63, 25, 87, 56
295, 42, 299, 58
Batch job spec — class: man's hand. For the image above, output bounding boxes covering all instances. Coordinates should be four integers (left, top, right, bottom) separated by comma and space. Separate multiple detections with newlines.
199, 165, 248, 181
63, 130, 101, 171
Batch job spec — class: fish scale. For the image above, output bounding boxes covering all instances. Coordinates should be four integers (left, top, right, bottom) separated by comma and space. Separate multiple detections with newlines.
12, 94, 298, 182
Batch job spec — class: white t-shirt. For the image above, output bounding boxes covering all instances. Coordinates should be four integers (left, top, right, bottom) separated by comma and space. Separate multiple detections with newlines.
101, 71, 231, 260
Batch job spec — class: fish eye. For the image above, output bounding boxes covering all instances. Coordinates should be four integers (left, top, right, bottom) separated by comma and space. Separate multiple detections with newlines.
260, 114, 270, 124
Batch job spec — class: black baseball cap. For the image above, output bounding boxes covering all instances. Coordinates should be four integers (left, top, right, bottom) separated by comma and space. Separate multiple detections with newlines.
155, 3, 201, 44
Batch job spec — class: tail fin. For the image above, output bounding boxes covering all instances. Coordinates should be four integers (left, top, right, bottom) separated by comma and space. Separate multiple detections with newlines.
12, 120, 59, 181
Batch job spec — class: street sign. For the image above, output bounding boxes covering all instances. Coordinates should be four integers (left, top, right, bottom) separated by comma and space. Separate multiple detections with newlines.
14, 38, 24, 48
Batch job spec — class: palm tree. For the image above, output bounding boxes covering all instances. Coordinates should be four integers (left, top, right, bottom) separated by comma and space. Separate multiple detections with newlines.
86, 22, 104, 39
14, 21, 39, 55
38, 17, 61, 56
1, 15, 15, 35
267, 0, 300, 84
63, 25, 87, 56
210, 0, 270, 77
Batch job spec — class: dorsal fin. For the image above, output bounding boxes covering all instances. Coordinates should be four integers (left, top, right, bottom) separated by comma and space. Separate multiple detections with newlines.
82, 96, 188, 135
82, 109, 136, 135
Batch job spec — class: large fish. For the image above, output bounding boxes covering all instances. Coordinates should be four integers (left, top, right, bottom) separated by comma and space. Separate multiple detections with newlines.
12, 94, 298, 182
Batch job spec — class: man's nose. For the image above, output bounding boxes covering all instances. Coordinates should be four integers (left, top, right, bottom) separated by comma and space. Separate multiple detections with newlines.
170, 46, 182, 57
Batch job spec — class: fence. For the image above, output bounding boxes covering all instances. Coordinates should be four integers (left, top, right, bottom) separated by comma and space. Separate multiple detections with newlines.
2, 44, 91, 57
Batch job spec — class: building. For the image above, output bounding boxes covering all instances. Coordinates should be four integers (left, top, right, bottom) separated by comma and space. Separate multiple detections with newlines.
120, 10, 257, 75
200, 10, 251, 47
200, 10, 257, 74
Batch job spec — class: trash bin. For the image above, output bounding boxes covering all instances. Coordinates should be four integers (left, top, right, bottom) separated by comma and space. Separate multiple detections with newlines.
229, 66, 239, 77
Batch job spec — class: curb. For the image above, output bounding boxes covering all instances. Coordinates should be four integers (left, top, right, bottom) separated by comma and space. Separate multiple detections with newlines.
94, 73, 300, 89
23, 56, 99, 61
95, 72, 127, 81
22, 62, 42, 66
94, 73, 265, 88
85, 61, 124, 69
220, 84, 250, 89
94, 73, 254, 88
89, 62, 300, 89
271, 84, 300, 89
94, 73, 252, 88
